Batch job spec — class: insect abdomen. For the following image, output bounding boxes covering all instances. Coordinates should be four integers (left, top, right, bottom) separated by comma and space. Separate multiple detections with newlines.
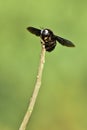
44, 41, 57, 52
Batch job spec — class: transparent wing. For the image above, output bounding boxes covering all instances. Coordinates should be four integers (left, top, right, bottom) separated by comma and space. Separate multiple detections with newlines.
27, 27, 41, 36
55, 35, 75, 47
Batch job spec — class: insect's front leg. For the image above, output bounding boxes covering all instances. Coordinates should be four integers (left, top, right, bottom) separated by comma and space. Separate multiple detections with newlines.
40, 39, 45, 45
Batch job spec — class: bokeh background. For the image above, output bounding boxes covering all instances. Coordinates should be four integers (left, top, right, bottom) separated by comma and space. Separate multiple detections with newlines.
0, 0, 87, 130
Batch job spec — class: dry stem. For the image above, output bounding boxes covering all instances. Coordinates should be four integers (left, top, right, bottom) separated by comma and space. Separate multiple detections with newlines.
19, 44, 46, 130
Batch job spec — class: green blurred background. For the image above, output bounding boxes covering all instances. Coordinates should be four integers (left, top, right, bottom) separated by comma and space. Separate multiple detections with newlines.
0, 0, 87, 130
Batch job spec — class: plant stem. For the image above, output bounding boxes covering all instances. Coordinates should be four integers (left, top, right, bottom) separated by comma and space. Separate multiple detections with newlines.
19, 44, 46, 130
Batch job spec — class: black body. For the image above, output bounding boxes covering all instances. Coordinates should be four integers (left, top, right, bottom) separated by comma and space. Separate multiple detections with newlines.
27, 27, 75, 52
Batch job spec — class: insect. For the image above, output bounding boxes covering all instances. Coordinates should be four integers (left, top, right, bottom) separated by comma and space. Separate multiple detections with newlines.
27, 26, 75, 52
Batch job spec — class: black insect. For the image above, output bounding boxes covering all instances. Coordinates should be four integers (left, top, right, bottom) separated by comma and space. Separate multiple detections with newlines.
27, 26, 75, 52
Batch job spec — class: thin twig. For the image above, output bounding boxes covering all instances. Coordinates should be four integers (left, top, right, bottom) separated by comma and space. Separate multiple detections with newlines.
19, 44, 46, 130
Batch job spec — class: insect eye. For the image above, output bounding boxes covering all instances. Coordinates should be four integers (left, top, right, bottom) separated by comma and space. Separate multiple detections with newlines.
44, 30, 49, 35
41, 29, 49, 35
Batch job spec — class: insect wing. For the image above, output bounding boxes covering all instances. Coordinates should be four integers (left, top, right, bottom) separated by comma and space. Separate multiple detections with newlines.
27, 27, 41, 36
55, 35, 75, 47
